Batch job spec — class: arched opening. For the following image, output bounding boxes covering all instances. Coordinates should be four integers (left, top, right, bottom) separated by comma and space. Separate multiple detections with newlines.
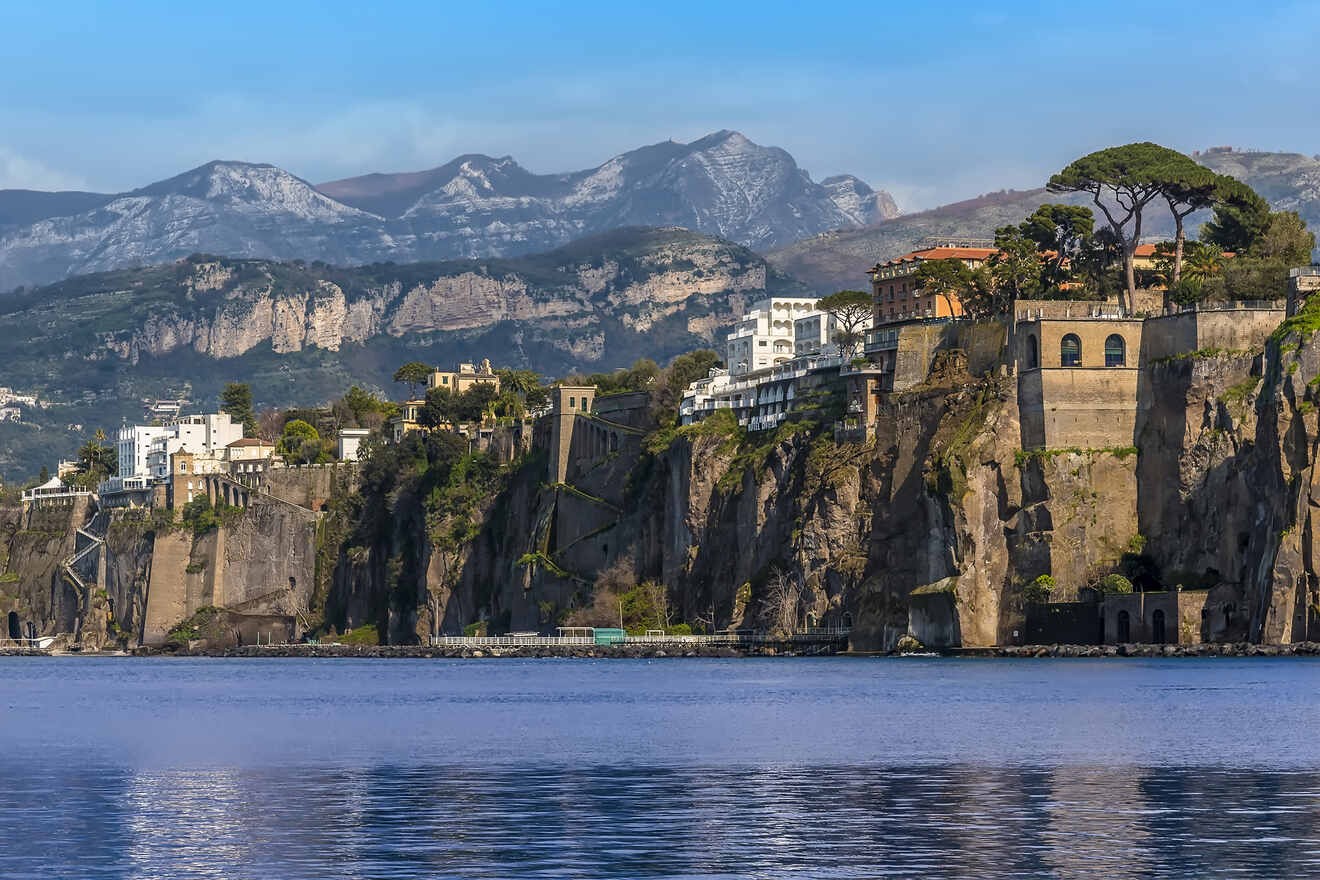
1105, 334, 1126, 367
7, 611, 20, 641
1152, 609, 1166, 644
1061, 334, 1082, 367
1116, 610, 1131, 642
841, 612, 854, 630
1098, 614, 1106, 644
1026, 334, 1039, 370
1224, 603, 1235, 632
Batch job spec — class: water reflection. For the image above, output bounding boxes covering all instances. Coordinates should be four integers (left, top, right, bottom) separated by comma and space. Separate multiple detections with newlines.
4, 763, 1319, 878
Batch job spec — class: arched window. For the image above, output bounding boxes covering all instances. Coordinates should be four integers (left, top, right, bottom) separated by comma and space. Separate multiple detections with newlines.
1026, 334, 1039, 370
1116, 609, 1131, 642
1061, 334, 1082, 367
1105, 334, 1126, 367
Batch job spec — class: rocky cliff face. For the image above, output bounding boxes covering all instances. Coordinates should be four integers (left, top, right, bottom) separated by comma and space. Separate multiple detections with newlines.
8, 310, 1320, 650
2, 488, 320, 649
0, 227, 804, 480
322, 317, 1320, 650
0, 131, 898, 290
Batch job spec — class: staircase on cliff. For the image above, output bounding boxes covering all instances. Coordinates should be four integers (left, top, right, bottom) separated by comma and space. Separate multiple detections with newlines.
61, 507, 108, 641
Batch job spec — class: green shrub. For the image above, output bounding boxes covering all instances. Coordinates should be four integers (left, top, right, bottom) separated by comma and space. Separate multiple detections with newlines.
1022, 574, 1056, 603
338, 624, 378, 645
1099, 573, 1134, 594
166, 606, 219, 645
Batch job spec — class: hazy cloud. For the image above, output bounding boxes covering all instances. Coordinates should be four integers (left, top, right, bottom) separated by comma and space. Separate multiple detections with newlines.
0, 148, 87, 191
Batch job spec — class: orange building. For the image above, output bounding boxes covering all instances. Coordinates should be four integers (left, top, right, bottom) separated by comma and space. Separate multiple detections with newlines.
867, 245, 998, 326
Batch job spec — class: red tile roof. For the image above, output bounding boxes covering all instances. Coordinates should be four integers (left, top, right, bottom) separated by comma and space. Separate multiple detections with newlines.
227, 437, 273, 447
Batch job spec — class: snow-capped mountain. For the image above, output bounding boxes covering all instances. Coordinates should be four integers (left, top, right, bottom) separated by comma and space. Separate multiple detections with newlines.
323, 130, 900, 255
0, 132, 899, 289
0, 162, 393, 288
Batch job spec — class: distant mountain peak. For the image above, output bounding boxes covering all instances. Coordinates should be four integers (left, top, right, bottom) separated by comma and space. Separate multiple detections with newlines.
0, 130, 899, 289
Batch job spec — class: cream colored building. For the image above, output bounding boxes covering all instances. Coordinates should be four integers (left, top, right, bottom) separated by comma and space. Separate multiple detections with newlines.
389, 400, 426, 443
428, 358, 501, 394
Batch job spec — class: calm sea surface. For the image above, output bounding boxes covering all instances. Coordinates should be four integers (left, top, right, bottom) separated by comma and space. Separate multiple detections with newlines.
3, 656, 1320, 878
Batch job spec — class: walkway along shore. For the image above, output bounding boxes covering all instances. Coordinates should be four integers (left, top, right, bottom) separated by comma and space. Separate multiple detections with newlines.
7, 642, 1320, 659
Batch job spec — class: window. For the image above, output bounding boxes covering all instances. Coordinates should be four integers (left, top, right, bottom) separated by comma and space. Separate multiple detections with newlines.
1026, 334, 1039, 370
759, 340, 767, 347
1105, 334, 1126, 367
1061, 334, 1082, 367
442, 376, 449, 385
568, 397, 575, 409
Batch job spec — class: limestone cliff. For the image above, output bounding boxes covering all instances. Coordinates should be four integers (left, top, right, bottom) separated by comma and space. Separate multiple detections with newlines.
322, 319, 1320, 649
3, 488, 320, 648
0, 227, 807, 480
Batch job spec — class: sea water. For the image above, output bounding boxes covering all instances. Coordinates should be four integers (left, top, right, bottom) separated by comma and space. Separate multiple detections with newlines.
2, 656, 1318, 878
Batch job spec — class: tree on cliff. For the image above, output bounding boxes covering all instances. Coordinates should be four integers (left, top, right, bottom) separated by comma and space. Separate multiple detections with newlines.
73, 428, 117, 487
220, 382, 257, 437
814, 290, 873, 357
419, 384, 499, 429
915, 258, 974, 317
278, 419, 324, 465
1047, 142, 1191, 314
1255, 210, 1316, 265
494, 369, 541, 398
649, 349, 722, 426
1019, 204, 1095, 290
1155, 161, 1222, 286
1201, 179, 1272, 254
393, 362, 432, 400
989, 225, 1043, 305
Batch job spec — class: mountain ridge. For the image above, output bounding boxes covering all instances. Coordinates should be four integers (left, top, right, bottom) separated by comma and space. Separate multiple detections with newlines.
0, 226, 808, 479
0, 131, 898, 290
770, 148, 1320, 293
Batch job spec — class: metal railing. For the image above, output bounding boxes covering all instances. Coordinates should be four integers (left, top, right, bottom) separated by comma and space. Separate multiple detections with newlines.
428, 628, 851, 648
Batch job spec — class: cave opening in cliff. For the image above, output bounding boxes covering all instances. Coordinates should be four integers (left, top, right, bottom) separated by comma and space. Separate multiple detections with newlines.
7, 611, 19, 641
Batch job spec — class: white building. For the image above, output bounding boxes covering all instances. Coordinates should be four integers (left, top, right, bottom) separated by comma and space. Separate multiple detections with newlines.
117, 424, 171, 479
726, 297, 821, 377
114, 413, 243, 486
681, 295, 878, 431
679, 354, 846, 431
338, 428, 370, 461
793, 311, 873, 358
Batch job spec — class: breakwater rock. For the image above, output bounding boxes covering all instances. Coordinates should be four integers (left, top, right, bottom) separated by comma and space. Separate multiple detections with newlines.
957, 642, 1320, 658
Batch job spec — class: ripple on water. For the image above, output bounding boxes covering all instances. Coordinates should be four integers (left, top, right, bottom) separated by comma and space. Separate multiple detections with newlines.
2, 656, 1320, 878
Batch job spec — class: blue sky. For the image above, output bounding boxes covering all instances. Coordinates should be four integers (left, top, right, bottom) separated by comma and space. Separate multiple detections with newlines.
3, 0, 1318, 210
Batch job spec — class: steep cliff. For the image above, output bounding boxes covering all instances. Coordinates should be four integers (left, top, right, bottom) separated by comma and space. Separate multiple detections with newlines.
3, 487, 320, 648
321, 319, 1320, 649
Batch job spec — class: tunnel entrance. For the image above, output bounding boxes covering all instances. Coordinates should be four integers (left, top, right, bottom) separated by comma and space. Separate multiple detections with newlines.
7, 611, 20, 641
